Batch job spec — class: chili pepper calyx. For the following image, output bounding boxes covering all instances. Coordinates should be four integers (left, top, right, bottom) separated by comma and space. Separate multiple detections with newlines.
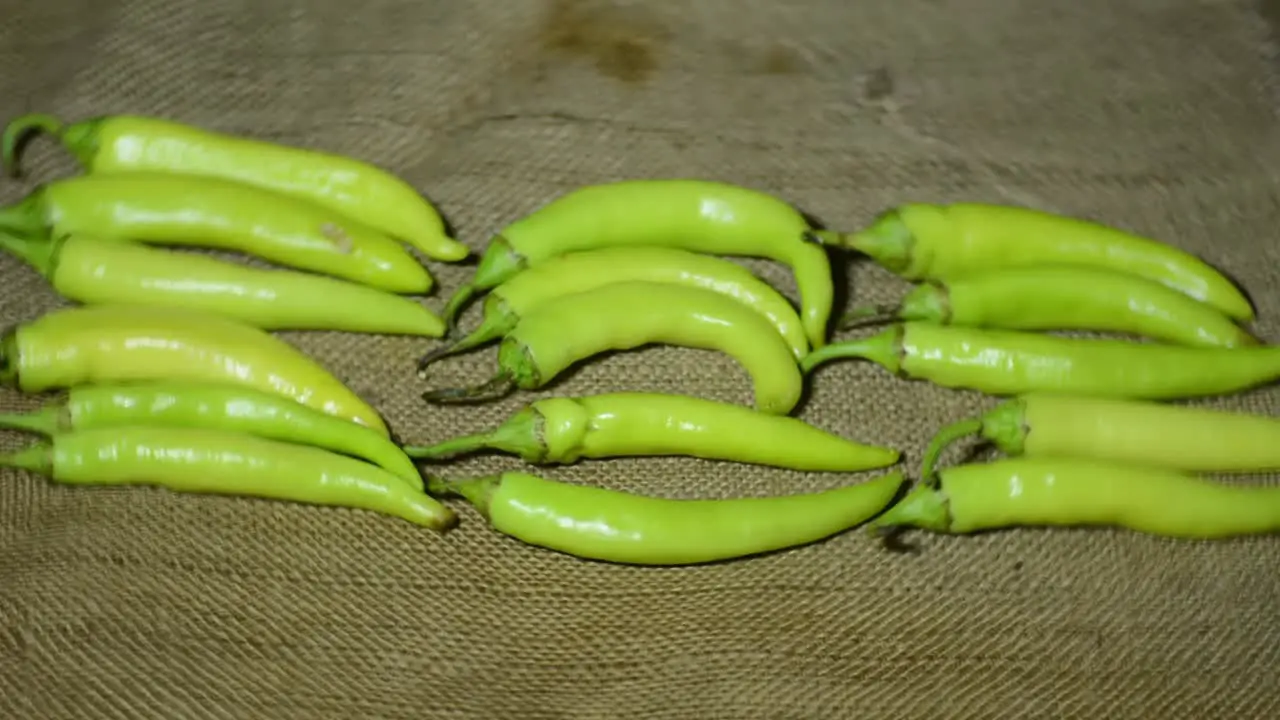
898, 281, 950, 324
416, 297, 519, 379
0, 403, 68, 436
0, 441, 55, 476
846, 209, 915, 275
0, 190, 48, 239
441, 236, 527, 329
869, 484, 951, 534
799, 325, 904, 375
404, 407, 546, 463
425, 474, 499, 519
0, 231, 61, 278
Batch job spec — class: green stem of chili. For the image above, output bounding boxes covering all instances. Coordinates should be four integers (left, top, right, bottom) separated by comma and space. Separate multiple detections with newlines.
799, 326, 903, 375
919, 418, 984, 484
421, 373, 517, 405
2, 114, 63, 177
868, 483, 951, 534
0, 230, 57, 276
837, 303, 900, 330
0, 441, 55, 475
0, 405, 65, 436
425, 474, 497, 517
0, 192, 45, 238
404, 407, 541, 461
415, 320, 508, 379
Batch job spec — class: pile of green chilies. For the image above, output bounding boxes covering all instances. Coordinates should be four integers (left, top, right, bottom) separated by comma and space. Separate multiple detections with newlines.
0, 111, 1277, 566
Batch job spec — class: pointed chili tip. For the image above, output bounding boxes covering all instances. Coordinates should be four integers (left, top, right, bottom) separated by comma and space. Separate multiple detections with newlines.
1, 113, 65, 178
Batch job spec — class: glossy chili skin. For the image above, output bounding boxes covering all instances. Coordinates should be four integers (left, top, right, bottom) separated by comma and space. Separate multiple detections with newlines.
421, 246, 808, 374
429, 470, 904, 565
441, 180, 834, 348
801, 322, 1280, 401
426, 282, 805, 415
876, 266, 1254, 348
1, 426, 454, 531
1, 233, 445, 337
0, 305, 389, 436
0, 113, 469, 262
0, 381, 422, 487
821, 203, 1254, 321
0, 173, 431, 293
924, 394, 1280, 476
405, 392, 900, 472
873, 457, 1280, 539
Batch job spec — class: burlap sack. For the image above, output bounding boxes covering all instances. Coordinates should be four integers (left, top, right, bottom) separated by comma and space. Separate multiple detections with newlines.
2, 1, 1278, 717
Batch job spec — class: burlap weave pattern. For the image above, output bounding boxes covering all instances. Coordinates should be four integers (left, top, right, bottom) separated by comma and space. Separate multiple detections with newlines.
2, 0, 1279, 717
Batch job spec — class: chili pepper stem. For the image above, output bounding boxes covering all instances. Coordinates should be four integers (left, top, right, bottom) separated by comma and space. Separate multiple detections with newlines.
799, 326, 904, 375
919, 418, 984, 483
0, 192, 46, 238
404, 408, 542, 462
415, 321, 508, 379
421, 373, 517, 405
425, 474, 498, 518
0, 405, 67, 436
0, 441, 54, 476
868, 483, 951, 534
2, 114, 63, 177
838, 304, 899, 330
0, 231, 59, 277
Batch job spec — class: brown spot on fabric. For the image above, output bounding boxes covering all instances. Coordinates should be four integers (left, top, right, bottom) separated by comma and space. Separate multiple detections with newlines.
862, 66, 895, 101
538, 0, 663, 84
758, 45, 804, 75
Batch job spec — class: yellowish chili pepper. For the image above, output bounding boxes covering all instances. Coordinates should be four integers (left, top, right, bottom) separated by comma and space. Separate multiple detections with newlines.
0, 305, 389, 436
423, 282, 804, 415
428, 470, 904, 565
406, 392, 899, 472
1, 232, 445, 337
2, 426, 455, 531
815, 203, 1254, 321
921, 394, 1280, 478
2, 112, 469, 262
872, 458, 1280, 540
0, 173, 432, 293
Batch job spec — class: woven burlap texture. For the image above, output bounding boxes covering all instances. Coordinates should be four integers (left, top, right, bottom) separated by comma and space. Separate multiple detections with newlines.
2, 0, 1280, 717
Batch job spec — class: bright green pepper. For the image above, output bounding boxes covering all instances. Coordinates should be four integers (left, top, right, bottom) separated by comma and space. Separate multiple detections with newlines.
840, 265, 1254, 348
0, 426, 455, 531
872, 457, 1280, 540
423, 282, 804, 415
405, 392, 899, 472
428, 470, 904, 565
0, 381, 421, 488
801, 322, 1280, 401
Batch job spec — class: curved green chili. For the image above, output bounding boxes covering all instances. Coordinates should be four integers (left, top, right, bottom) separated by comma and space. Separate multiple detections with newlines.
428, 470, 904, 565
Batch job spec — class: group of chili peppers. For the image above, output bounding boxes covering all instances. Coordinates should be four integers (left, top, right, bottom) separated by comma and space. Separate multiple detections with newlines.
0, 111, 1276, 566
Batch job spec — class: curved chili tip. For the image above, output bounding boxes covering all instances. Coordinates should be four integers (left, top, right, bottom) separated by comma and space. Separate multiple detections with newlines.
1, 114, 65, 178
421, 374, 515, 405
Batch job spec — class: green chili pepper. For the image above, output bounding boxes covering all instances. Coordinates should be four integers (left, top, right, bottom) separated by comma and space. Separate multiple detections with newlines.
0, 426, 456, 531
420, 245, 808, 374
920, 393, 1280, 479
427, 470, 904, 565
422, 282, 805, 416
0, 381, 421, 488
813, 203, 1254, 321
871, 458, 1280, 540
1, 112, 469, 262
801, 322, 1280, 401
0, 233, 445, 337
0, 305, 389, 436
439, 179, 834, 348
405, 392, 899, 472
0, 173, 432, 294
840, 265, 1254, 348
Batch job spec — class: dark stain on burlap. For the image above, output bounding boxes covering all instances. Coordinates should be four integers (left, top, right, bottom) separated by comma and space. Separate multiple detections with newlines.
2, 0, 1280, 718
